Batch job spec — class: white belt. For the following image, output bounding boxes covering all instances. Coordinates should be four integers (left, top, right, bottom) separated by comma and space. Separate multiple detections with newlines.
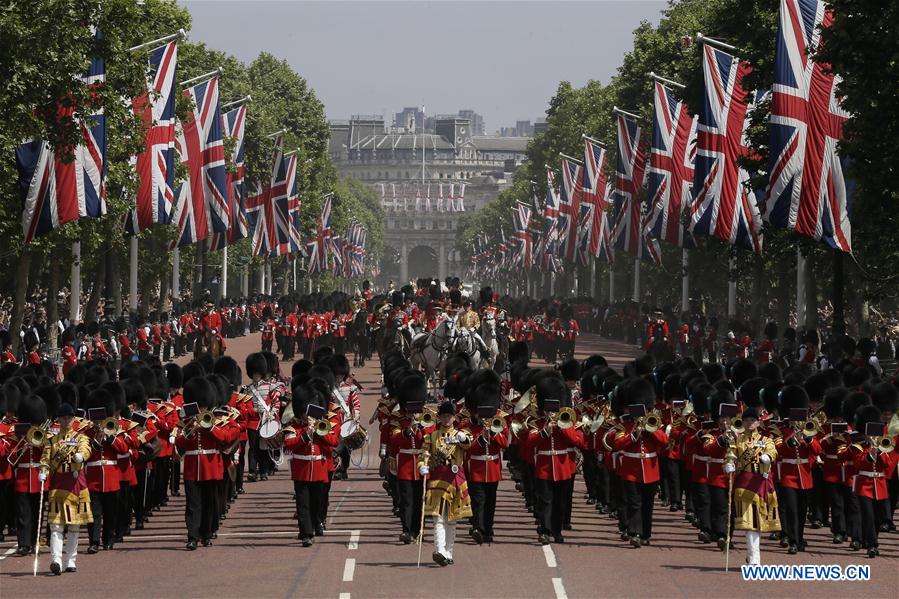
857, 470, 884, 479
470, 454, 499, 461
86, 460, 116, 467
622, 451, 657, 459
824, 454, 839, 460
17, 462, 41, 469
398, 448, 421, 455
693, 455, 709, 462
780, 458, 805, 465
537, 449, 571, 456
707, 458, 726, 464
116, 453, 131, 460
183, 449, 218, 457
291, 454, 325, 461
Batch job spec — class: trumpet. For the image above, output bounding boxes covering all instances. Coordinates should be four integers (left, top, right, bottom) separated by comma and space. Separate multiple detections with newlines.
510, 416, 534, 437
634, 410, 662, 434
555, 407, 578, 430
871, 435, 895, 453
730, 417, 745, 435
183, 410, 216, 437
97, 417, 122, 438
416, 410, 436, 429
488, 411, 508, 434
313, 418, 334, 436
800, 419, 821, 437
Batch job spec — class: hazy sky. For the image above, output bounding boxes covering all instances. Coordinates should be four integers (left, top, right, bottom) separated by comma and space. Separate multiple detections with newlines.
184, 1, 666, 132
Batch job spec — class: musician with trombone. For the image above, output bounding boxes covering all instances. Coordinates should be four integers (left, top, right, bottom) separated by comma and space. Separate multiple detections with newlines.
174, 378, 229, 550
389, 374, 432, 544
463, 384, 509, 545
773, 385, 822, 554
702, 393, 740, 551
721, 407, 779, 566
528, 374, 583, 546
280, 383, 339, 547
83, 390, 129, 554
611, 378, 667, 548
11, 394, 49, 556
38, 402, 92, 574
843, 404, 896, 558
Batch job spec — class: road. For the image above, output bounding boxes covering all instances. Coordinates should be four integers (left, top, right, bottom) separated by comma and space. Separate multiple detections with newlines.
2, 332, 896, 597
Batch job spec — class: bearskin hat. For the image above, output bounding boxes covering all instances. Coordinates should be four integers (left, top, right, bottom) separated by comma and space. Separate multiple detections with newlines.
535, 373, 570, 410
17, 393, 48, 425
182, 377, 215, 409
86, 388, 116, 416
469, 383, 500, 413
853, 404, 883, 433
823, 387, 849, 420
397, 373, 428, 410
213, 356, 242, 388
871, 382, 898, 415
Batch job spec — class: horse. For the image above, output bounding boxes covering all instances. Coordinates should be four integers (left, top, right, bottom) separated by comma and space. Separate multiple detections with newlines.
450, 326, 483, 370
194, 328, 224, 360
480, 312, 500, 369
348, 309, 371, 367
409, 318, 455, 387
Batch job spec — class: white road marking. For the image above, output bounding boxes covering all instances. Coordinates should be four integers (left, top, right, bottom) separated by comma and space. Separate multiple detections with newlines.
328, 486, 352, 526
542, 544, 557, 568
339, 594, 351, 599
348, 530, 360, 550
552, 577, 568, 599
0, 547, 17, 561
342, 558, 356, 582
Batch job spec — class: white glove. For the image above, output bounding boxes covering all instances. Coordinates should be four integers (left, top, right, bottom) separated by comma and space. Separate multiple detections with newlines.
723, 462, 736, 474
456, 432, 468, 443
760, 453, 771, 465
38, 471, 47, 482
378, 446, 387, 459
445, 436, 458, 445
419, 465, 429, 476
169, 436, 176, 444
73, 452, 84, 463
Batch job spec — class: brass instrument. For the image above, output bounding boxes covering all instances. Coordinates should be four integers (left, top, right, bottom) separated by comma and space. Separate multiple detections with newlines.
800, 419, 821, 437
730, 417, 745, 435
634, 410, 662, 434
887, 413, 899, 439
600, 417, 625, 452
313, 418, 334, 436
488, 411, 508, 434
510, 416, 533, 437
183, 409, 216, 438
555, 407, 578, 430
416, 409, 436, 429
872, 435, 894, 453
8, 421, 52, 466
512, 386, 536, 415
46, 436, 80, 476
98, 417, 123, 438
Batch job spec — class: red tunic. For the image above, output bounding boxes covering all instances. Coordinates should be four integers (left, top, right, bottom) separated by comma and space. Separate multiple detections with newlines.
13, 444, 47, 493
527, 421, 583, 481
283, 422, 339, 483
775, 429, 822, 490
845, 444, 896, 500
85, 430, 129, 493
175, 426, 228, 482
612, 426, 668, 484
464, 421, 509, 483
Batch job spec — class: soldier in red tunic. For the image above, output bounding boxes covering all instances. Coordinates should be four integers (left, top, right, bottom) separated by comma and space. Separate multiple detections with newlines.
389, 375, 432, 544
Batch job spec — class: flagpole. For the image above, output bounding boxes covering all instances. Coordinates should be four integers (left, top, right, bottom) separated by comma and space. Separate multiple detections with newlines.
128, 29, 186, 53
222, 95, 252, 111
681, 249, 690, 312
694, 32, 739, 53
258, 259, 265, 295
181, 67, 224, 88
221, 246, 228, 301
609, 267, 615, 304
172, 246, 180, 300
241, 266, 248, 297
129, 237, 138, 312
633, 259, 640, 303
266, 260, 273, 295
69, 241, 81, 324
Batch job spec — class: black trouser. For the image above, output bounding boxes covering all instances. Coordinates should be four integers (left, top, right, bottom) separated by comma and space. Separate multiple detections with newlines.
236, 441, 247, 492
397, 478, 424, 537
116, 482, 132, 538
809, 468, 827, 523
858, 496, 880, 549
521, 463, 536, 510
469, 481, 498, 536
709, 484, 728, 540
15, 492, 40, 548
681, 463, 694, 513
89, 490, 119, 546
319, 477, 332, 525
594, 459, 611, 507
658, 455, 669, 502
184, 479, 216, 541
170, 458, 181, 495
692, 481, 711, 533
294, 481, 325, 539
623, 480, 657, 539
825, 481, 848, 536
282, 336, 295, 360
0, 479, 14, 533
212, 477, 225, 532
247, 430, 260, 476
581, 450, 598, 500
887, 474, 898, 526
534, 477, 573, 537
154, 458, 171, 506
843, 485, 861, 540
262, 338, 273, 353
336, 443, 351, 475
134, 468, 150, 525
778, 486, 808, 546
387, 473, 400, 509
665, 458, 683, 508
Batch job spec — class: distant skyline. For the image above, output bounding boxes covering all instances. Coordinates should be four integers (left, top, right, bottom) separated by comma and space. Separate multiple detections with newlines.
184, 1, 666, 132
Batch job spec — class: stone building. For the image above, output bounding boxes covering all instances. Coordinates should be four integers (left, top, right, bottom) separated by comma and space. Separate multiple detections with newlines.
329, 114, 529, 284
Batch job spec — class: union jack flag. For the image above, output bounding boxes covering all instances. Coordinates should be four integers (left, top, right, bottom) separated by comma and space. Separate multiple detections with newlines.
559, 158, 582, 263
611, 114, 661, 263
689, 44, 763, 254
541, 168, 562, 271
457, 182, 466, 212
210, 104, 249, 250
244, 136, 286, 256
308, 193, 333, 273
17, 38, 106, 243
125, 40, 178, 235
764, 0, 851, 252
645, 81, 697, 249
272, 153, 302, 256
513, 201, 533, 270
170, 76, 228, 247
579, 139, 614, 264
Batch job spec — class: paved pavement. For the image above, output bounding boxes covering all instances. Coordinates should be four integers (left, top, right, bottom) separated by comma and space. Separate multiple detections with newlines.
2, 332, 896, 597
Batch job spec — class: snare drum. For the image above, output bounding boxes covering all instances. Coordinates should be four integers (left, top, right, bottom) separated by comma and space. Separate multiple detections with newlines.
340, 419, 358, 439
258, 418, 282, 440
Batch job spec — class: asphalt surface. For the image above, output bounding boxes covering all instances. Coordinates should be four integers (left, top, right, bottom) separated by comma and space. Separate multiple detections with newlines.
2, 332, 896, 598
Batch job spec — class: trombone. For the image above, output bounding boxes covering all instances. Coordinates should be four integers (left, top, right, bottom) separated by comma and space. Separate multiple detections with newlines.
7, 421, 52, 466
182, 409, 216, 438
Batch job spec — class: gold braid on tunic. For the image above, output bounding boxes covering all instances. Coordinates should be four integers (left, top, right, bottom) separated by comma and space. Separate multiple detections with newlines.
40, 428, 93, 526
418, 425, 473, 522
727, 430, 780, 533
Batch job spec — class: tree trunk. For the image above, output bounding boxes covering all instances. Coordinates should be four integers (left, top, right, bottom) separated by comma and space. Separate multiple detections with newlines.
9, 249, 32, 356
831, 249, 845, 337
750, 257, 765, 337
109, 248, 122, 316
806, 259, 818, 330
46, 247, 61, 352
158, 270, 170, 315
280, 257, 290, 296
84, 243, 107, 324
775, 266, 790, 329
